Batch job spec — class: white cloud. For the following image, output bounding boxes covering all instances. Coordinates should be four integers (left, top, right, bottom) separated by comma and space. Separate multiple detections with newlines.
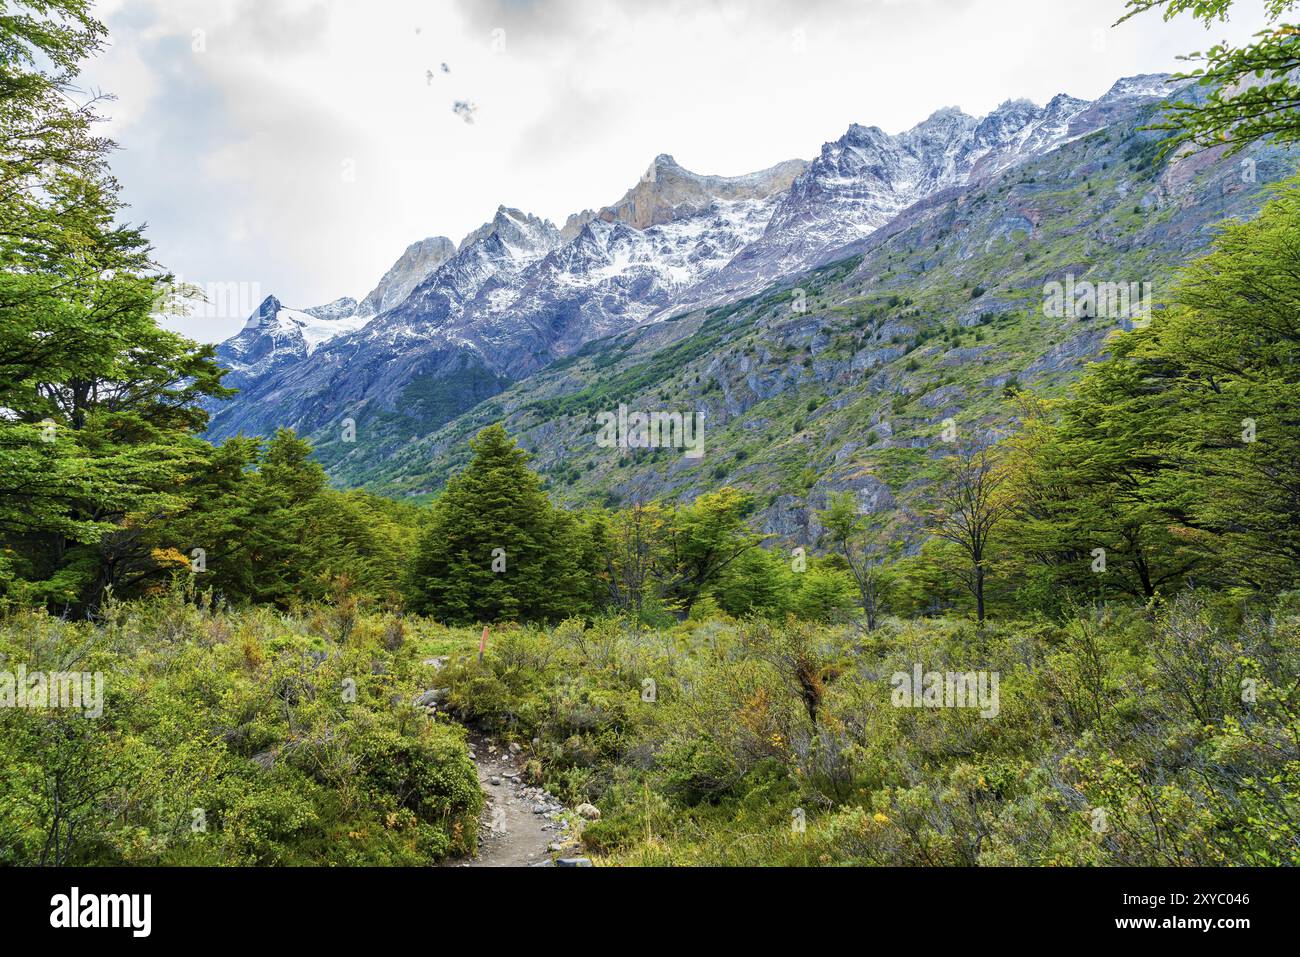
84, 0, 1271, 342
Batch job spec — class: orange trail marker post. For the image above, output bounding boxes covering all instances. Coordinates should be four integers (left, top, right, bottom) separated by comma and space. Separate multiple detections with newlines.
479, 626, 490, 664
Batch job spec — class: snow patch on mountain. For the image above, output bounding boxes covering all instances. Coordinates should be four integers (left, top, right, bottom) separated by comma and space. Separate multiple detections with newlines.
285, 308, 373, 354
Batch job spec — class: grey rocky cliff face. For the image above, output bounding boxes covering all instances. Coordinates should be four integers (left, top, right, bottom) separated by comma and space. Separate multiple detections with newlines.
592, 154, 808, 230
358, 237, 457, 317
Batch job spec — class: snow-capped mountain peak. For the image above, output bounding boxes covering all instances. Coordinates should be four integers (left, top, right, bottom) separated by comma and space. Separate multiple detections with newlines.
241, 294, 285, 332
459, 207, 561, 256
206, 72, 1194, 449
236, 295, 371, 353
219, 295, 374, 387
587, 154, 809, 231
675, 73, 1185, 310
1101, 73, 1182, 103
303, 296, 360, 323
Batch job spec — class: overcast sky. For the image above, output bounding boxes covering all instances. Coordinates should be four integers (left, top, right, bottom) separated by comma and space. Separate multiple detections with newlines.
84, 0, 1271, 343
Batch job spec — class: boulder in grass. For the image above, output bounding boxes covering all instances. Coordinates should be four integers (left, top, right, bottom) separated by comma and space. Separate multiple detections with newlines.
413, 688, 449, 709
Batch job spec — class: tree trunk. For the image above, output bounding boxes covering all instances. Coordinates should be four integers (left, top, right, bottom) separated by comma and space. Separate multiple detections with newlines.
795, 663, 822, 729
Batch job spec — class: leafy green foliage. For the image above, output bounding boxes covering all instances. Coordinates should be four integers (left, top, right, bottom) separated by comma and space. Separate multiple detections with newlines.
1001, 177, 1300, 606
0, 588, 482, 865
405, 425, 599, 623
0, 0, 230, 611
2, 0, 1299, 874
820, 491, 890, 628
1122, 0, 1300, 154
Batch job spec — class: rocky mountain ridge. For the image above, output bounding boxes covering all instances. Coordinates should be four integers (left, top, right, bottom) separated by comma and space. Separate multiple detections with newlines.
207, 75, 1196, 460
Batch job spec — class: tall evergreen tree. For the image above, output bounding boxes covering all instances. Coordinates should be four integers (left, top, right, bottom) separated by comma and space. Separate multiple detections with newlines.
406, 425, 592, 624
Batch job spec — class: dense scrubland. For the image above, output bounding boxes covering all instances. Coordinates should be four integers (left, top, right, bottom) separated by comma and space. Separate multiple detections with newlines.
446, 595, 1299, 866
3, 587, 1296, 866
0, 591, 482, 865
